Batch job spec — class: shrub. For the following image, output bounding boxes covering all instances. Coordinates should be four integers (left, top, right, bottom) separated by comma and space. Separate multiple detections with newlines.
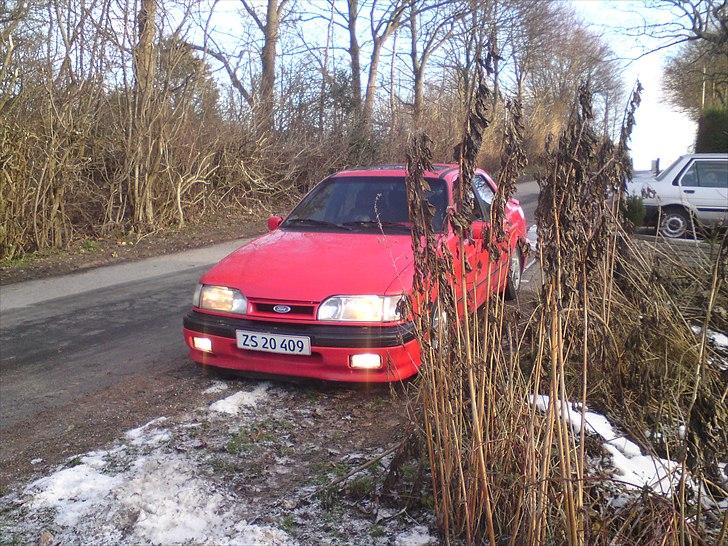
624, 194, 646, 227
695, 107, 728, 153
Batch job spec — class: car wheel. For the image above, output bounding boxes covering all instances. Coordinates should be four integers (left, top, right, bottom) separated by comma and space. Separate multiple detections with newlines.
505, 250, 522, 300
659, 208, 691, 239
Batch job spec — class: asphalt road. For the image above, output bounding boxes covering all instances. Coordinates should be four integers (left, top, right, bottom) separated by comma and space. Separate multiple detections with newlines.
0, 240, 248, 428
0, 181, 540, 431
515, 179, 539, 224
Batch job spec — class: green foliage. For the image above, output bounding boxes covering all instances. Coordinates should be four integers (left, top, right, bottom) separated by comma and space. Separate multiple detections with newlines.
623, 195, 646, 227
346, 475, 375, 498
695, 108, 728, 153
81, 239, 100, 252
226, 430, 254, 455
208, 456, 238, 473
279, 515, 296, 533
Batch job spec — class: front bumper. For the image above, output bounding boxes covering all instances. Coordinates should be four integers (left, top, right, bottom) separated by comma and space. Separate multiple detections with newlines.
182, 311, 421, 382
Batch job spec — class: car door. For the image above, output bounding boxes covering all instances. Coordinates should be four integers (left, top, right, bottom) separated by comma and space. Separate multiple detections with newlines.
471, 174, 506, 303
460, 182, 486, 309
677, 159, 728, 225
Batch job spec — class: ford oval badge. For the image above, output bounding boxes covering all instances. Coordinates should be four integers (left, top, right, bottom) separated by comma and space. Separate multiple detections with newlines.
273, 305, 292, 314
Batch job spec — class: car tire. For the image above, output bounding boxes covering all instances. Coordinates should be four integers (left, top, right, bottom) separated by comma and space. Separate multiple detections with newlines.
504, 249, 522, 300
659, 208, 692, 239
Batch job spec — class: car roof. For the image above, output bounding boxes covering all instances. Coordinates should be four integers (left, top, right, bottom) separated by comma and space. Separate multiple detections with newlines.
334, 163, 459, 179
682, 153, 728, 159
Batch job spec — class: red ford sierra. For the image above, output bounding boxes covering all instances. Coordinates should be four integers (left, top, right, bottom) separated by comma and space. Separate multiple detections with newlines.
183, 164, 527, 382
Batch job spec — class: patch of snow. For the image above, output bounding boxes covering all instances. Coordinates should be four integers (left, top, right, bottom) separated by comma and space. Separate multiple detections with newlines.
181, 422, 202, 429
602, 444, 681, 495
203, 381, 229, 395
710, 331, 728, 348
691, 325, 728, 349
394, 525, 437, 546
710, 356, 728, 371
529, 395, 640, 457
26, 451, 122, 528
17, 442, 294, 545
125, 417, 171, 447
529, 395, 685, 495
30, 458, 42, 465
209, 383, 270, 415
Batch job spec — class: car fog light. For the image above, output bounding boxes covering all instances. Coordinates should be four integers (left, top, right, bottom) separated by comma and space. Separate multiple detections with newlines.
350, 354, 382, 369
193, 337, 212, 353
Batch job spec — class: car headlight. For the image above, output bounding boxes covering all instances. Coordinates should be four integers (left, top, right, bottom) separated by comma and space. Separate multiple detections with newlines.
193, 284, 247, 314
317, 295, 405, 322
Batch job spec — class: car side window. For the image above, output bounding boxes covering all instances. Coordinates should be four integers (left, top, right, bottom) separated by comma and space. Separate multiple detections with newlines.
695, 160, 728, 189
464, 183, 485, 220
472, 175, 494, 216
679, 163, 699, 187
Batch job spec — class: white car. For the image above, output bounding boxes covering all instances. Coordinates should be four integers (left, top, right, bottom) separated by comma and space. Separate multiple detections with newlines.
629, 153, 728, 238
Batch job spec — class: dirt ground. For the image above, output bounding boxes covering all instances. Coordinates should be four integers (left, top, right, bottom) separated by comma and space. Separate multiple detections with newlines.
0, 365, 432, 544
0, 211, 268, 286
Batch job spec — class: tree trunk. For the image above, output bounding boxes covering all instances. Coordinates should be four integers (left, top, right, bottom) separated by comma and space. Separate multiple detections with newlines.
389, 29, 397, 131
258, 0, 279, 135
410, 9, 423, 129
132, 0, 157, 226
347, 0, 362, 120
489, 0, 499, 113
363, 35, 388, 132
134, 0, 156, 118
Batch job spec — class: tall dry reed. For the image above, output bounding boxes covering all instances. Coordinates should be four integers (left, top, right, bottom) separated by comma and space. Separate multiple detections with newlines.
404, 71, 727, 545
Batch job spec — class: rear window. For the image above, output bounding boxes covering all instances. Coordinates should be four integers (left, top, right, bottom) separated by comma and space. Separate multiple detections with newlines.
283, 176, 449, 233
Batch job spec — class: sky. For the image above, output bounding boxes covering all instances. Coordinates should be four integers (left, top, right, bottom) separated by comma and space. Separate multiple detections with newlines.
571, 0, 697, 170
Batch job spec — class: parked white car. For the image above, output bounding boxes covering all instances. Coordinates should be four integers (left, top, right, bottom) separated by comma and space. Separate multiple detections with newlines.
628, 153, 728, 238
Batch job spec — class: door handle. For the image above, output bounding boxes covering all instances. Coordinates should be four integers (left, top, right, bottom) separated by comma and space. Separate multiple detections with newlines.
683, 189, 695, 194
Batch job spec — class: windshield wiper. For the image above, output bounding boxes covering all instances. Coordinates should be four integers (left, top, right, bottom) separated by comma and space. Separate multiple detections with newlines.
342, 220, 412, 230
285, 218, 352, 230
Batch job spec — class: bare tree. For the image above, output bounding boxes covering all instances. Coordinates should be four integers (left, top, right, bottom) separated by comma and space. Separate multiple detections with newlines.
241, 0, 293, 134
407, 1, 458, 129
340, 0, 408, 132
664, 39, 728, 116
630, 0, 728, 53
189, 0, 292, 135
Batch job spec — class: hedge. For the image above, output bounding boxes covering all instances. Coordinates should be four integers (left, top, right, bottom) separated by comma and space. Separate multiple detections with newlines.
695, 107, 728, 153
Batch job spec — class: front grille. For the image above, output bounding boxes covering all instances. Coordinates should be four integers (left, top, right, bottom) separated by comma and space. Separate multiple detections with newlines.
253, 303, 315, 316
184, 310, 416, 348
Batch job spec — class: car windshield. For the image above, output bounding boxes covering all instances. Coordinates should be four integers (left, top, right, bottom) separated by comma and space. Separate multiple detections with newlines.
655, 156, 684, 181
282, 176, 449, 233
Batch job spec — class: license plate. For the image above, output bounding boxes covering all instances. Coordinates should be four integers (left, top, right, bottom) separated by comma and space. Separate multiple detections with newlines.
235, 330, 311, 356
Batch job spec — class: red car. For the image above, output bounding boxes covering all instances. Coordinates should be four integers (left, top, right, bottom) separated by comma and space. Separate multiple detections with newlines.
183, 164, 527, 382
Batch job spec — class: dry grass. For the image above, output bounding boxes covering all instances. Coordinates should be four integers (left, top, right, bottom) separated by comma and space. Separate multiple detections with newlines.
400, 74, 727, 545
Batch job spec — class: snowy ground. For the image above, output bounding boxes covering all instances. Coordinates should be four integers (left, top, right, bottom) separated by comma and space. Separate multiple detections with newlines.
530, 391, 728, 514
0, 381, 437, 545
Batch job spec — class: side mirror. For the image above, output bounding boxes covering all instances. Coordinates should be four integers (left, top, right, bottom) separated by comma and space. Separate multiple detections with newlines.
471, 220, 486, 240
267, 215, 283, 231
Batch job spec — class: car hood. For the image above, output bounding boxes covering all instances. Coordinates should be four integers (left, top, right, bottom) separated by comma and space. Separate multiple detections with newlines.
200, 229, 415, 302
625, 172, 657, 197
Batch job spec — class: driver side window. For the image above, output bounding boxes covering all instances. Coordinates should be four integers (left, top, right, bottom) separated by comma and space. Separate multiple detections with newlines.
472, 175, 495, 216
679, 163, 699, 187
464, 184, 485, 220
